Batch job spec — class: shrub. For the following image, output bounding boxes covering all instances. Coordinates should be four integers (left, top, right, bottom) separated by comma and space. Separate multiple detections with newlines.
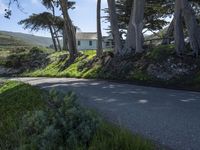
19, 90, 100, 150
29, 47, 44, 54
5, 54, 22, 68
14, 47, 27, 53
146, 45, 175, 62
77, 59, 88, 71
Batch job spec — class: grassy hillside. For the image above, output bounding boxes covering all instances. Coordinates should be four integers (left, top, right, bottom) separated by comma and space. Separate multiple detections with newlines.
0, 32, 28, 48
0, 31, 55, 70
0, 31, 53, 47
21, 47, 200, 91
1, 42, 200, 91
0, 46, 54, 77
23, 50, 97, 78
0, 32, 29, 66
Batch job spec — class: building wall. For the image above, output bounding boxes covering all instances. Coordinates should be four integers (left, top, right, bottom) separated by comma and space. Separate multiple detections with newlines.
102, 40, 113, 50
76, 38, 113, 50
77, 39, 97, 50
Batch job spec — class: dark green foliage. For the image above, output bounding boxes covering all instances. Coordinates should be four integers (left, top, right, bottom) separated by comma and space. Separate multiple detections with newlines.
19, 90, 100, 150
104, 0, 200, 37
146, 45, 175, 62
104, 0, 174, 36
29, 46, 45, 54
0, 81, 100, 150
18, 12, 63, 32
4, 47, 48, 70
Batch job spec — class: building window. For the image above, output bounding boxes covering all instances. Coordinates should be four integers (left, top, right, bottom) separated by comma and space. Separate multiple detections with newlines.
78, 41, 81, 46
106, 42, 110, 47
89, 41, 92, 46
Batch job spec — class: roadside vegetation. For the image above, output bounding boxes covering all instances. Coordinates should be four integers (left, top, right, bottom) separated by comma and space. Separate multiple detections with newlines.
1, 45, 200, 91
11, 46, 199, 91
0, 81, 154, 150
1, 0, 200, 149
23, 49, 97, 78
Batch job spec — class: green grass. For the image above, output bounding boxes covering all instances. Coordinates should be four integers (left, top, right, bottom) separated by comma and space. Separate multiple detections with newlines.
81, 50, 96, 59
0, 81, 46, 149
24, 50, 98, 78
89, 122, 154, 150
0, 81, 155, 149
146, 45, 175, 62
23, 47, 176, 80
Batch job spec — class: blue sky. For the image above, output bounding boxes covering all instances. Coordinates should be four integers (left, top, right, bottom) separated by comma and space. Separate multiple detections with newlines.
0, 0, 109, 37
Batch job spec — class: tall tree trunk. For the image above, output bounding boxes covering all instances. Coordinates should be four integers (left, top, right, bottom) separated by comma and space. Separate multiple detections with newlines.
60, 0, 77, 61
97, 0, 103, 57
62, 28, 68, 50
124, 0, 146, 54
52, 26, 62, 51
132, 0, 145, 53
107, 0, 122, 55
51, 6, 62, 51
56, 35, 62, 51
162, 18, 174, 45
124, 4, 136, 54
182, 0, 200, 56
49, 25, 58, 51
174, 0, 185, 55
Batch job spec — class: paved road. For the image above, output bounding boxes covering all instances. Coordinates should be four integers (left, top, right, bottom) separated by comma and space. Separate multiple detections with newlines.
7, 78, 200, 150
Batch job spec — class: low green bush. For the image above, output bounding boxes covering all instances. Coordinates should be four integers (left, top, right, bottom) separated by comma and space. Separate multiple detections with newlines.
19, 90, 100, 150
5, 54, 23, 68
29, 46, 45, 54
3, 47, 48, 69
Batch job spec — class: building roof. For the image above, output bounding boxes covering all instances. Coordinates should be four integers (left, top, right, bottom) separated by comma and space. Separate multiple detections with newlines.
76, 32, 97, 40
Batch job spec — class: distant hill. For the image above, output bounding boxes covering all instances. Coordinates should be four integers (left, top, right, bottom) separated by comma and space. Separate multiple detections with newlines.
0, 32, 27, 47
0, 31, 53, 47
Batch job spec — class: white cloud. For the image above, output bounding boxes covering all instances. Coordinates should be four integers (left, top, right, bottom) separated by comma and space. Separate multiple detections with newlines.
0, 0, 7, 15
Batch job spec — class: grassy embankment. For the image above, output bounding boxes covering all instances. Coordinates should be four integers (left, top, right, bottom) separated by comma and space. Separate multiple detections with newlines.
23, 46, 200, 90
23, 50, 99, 78
1, 43, 200, 90
0, 81, 154, 150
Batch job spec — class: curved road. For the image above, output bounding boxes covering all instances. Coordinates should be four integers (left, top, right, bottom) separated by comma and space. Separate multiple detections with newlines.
8, 78, 200, 150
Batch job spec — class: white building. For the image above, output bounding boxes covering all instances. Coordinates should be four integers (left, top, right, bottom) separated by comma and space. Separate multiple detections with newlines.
76, 32, 113, 50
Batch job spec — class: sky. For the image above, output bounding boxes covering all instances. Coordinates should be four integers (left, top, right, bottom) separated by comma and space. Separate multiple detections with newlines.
0, 0, 109, 37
